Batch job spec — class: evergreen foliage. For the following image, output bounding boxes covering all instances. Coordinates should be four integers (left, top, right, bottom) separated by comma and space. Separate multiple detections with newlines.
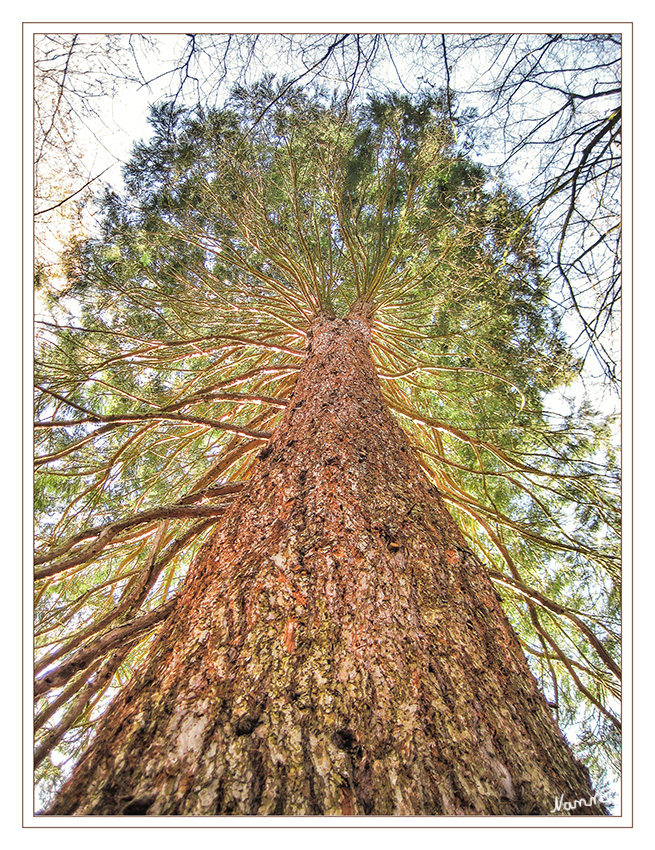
34, 82, 620, 806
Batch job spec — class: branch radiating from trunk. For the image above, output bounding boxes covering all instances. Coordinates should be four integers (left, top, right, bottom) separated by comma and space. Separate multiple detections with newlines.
46, 312, 605, 816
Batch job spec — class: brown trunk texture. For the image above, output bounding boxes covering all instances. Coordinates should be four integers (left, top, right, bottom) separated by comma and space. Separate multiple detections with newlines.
46, 312, 604, 816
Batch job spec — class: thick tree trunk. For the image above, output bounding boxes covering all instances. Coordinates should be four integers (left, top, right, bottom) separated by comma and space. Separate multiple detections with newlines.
47, 311, 605, 816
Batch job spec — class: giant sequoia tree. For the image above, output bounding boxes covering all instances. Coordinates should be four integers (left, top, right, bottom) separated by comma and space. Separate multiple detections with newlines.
34, 82, 620, 815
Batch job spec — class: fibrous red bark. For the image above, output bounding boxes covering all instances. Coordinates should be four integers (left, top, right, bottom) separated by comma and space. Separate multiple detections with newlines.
46, 310, 605, 816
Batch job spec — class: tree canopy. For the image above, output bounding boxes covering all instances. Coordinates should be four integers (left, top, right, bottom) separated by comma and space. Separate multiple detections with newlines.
33, 75, 621, 807
34, 32, 622, 382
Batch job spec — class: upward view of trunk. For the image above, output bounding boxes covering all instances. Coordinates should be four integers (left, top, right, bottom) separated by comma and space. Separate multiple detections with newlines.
47, 310, 604, 816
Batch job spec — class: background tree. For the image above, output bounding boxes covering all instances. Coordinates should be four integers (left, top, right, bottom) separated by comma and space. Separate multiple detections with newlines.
34, 34, 134, 291
34, 83, 620, 813
442, 33, 621, 383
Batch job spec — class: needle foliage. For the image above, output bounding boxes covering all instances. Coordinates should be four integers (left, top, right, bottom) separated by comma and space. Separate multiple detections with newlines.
34, 81, 620, 805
